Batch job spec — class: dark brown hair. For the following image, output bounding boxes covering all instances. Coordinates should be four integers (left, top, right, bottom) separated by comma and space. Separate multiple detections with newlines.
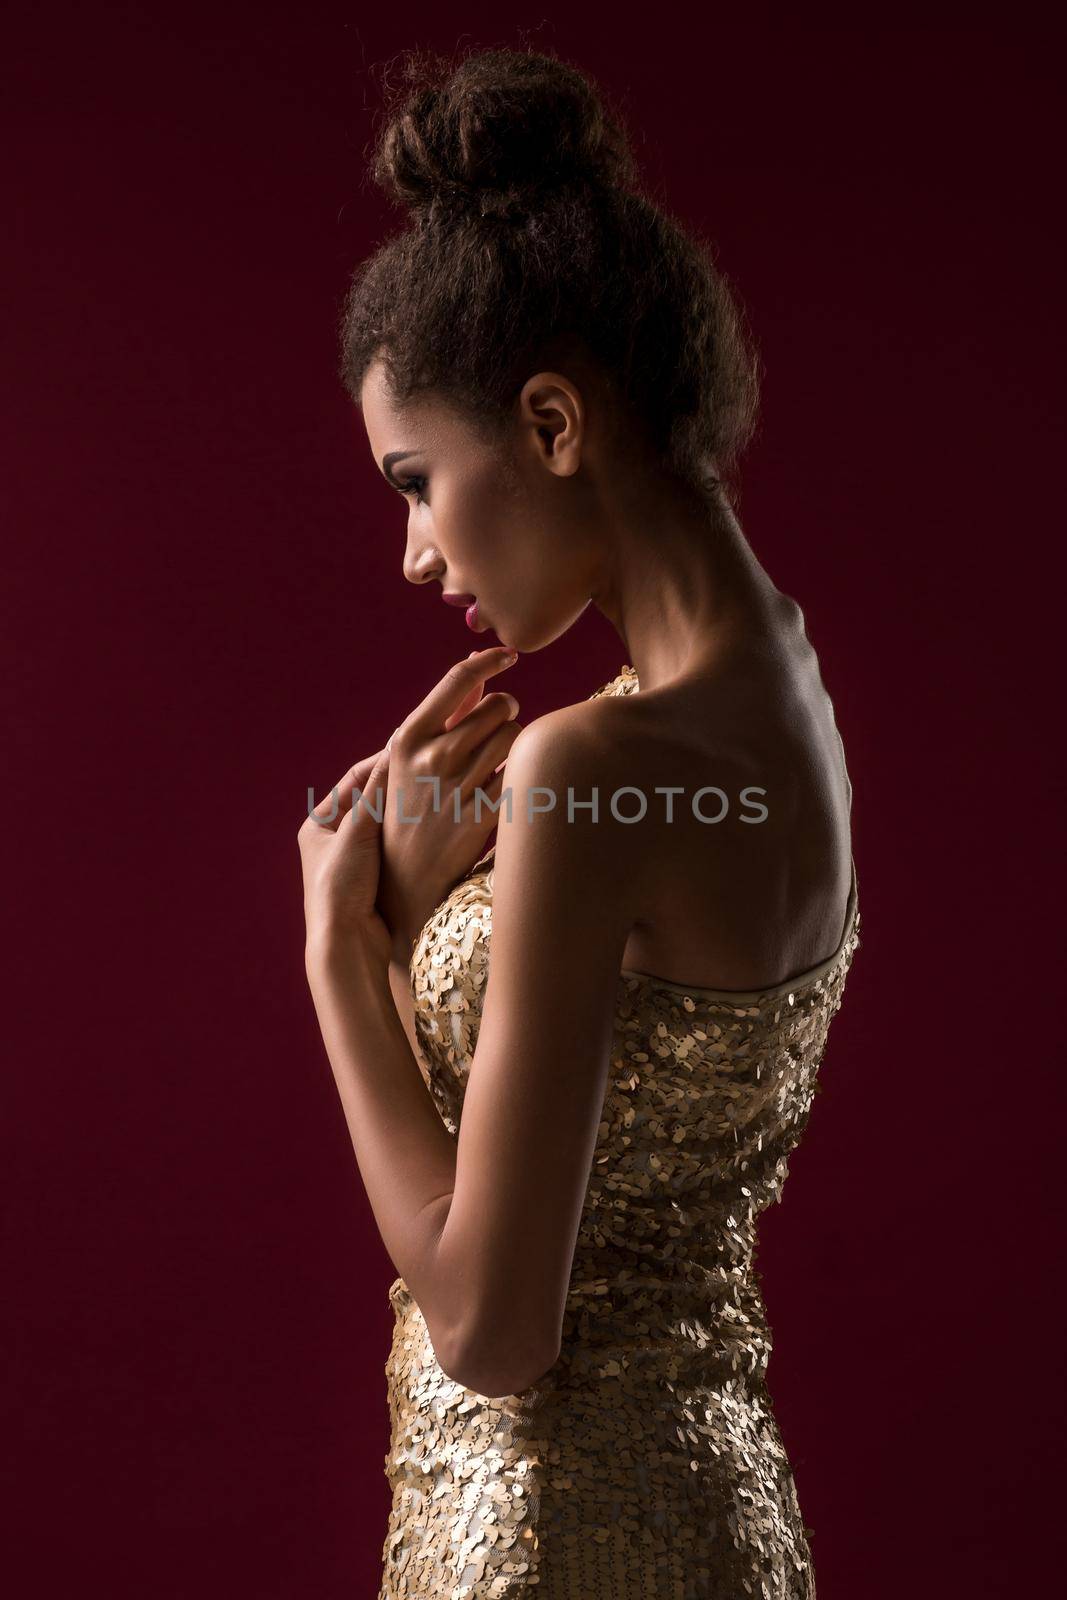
339, 44, 762, 506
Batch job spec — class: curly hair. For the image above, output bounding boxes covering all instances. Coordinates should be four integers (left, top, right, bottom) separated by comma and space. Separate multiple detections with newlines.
338, 44, 762, 507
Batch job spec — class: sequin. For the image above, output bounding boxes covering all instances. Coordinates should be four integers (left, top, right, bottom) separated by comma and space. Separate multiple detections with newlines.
379, 664, 861, 1599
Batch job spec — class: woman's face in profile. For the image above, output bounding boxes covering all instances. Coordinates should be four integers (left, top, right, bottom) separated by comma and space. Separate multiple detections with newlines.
360, 357, 598, 653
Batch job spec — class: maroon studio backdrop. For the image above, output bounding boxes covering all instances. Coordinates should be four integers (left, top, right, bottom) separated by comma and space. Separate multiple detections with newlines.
4, 8, 1062, 1597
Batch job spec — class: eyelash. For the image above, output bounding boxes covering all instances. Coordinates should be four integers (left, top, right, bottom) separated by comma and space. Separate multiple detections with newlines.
398, 476, 427, 506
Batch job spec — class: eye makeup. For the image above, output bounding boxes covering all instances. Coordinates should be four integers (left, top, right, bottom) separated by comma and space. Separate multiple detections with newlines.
397, 476, 427, 506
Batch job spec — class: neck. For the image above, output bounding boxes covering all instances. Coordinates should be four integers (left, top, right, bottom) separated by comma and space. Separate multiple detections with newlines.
588, 471, 788, 693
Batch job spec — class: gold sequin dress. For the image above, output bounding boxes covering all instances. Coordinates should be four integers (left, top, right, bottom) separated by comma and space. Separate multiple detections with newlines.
380, 664, 861, 1600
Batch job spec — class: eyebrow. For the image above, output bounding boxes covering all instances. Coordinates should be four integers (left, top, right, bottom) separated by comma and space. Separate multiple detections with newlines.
381, 450, 420, 490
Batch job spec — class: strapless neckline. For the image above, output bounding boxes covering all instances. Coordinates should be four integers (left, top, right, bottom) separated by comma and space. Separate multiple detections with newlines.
619, 853, 858, 1004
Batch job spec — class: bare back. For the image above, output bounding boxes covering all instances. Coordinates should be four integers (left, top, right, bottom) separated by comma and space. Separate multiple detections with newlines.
586, 609, 854, 995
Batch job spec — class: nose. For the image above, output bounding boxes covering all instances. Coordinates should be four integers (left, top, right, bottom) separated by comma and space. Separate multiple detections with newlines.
403, 535, 444, 587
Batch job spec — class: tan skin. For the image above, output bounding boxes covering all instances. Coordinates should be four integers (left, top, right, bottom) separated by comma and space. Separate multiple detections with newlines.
298, 354, 852, 1399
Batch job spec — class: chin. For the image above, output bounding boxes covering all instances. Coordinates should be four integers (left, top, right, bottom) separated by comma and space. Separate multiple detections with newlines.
512, 608, 591, 655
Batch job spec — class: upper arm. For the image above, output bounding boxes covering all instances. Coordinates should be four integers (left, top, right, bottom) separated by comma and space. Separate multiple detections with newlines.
388, 957, 424, 1063
434, 709, 640, 1396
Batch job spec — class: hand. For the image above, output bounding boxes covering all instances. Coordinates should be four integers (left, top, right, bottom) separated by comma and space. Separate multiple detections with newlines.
376, 646, 523, 960
298, 743, 395, 972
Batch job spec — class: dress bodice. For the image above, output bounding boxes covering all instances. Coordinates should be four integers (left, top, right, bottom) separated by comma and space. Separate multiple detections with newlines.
406, 663, 860, 1357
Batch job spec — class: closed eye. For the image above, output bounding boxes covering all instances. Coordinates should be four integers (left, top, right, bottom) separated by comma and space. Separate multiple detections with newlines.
397, 476, 427, 506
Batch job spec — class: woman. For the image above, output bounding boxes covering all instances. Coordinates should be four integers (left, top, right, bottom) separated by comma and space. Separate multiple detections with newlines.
298, 44, 860, 1600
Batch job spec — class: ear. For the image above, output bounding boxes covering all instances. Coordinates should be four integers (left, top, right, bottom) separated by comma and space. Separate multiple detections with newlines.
516, 370, 584, 480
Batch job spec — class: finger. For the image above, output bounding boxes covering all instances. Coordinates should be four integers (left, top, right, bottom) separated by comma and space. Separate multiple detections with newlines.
462, 765, 509, 836
455, 716, 523, 799
407, 646, 518, 744
442, 687, 520, 751
442, 649, 494, 731
340, 747, 391, 844
306, 747, 388, 834
442, 646, 521, 730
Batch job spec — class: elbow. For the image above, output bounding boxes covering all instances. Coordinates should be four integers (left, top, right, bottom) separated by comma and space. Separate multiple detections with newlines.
438, 1324, 561, 1400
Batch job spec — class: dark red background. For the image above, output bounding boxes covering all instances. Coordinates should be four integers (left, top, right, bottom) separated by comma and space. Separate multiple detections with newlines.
4, 7, 1062, 1596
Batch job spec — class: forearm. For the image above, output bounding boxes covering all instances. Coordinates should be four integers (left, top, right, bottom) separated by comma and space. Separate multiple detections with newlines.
306, 936, 465, 1364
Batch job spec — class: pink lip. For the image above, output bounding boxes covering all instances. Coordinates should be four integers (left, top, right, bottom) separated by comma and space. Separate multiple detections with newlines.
442, 592, 485, 632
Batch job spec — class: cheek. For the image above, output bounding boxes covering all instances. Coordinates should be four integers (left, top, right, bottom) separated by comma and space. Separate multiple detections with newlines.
437, 457, 547, 587
442, 473, 507, 557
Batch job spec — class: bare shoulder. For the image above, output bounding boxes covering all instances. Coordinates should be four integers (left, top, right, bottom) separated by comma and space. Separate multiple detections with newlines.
500, 686, 704, 817
494, 686, 739, 915
497, 699, 643, 871
518, 670, 767, 811
500, 654, 853, 990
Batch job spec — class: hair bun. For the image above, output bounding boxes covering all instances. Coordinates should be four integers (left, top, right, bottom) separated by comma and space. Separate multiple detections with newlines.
370, 46, 636, 221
